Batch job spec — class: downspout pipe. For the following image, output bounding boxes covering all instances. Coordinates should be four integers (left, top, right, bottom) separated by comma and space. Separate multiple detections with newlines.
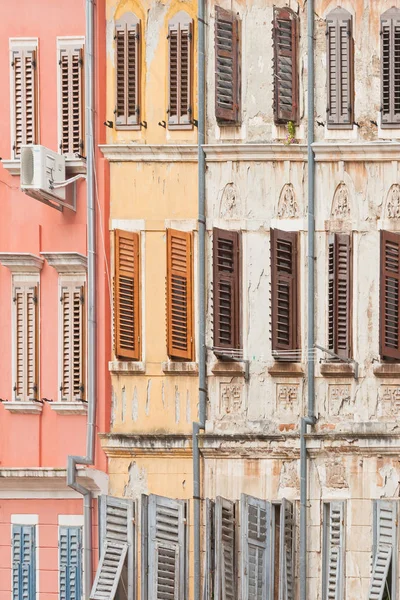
67, 0, 96, 598
193, 0, 206, 596
300, 0, 317, 599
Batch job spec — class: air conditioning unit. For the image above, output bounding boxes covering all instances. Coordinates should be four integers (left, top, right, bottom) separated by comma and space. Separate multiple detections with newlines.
20, 145, 66, 208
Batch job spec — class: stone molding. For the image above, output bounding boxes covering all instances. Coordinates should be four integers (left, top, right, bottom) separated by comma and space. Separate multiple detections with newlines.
203, 143, 307, 162
41, 252, 87, 273
99, 144, 198, 162
0, 253, 44, 273
313, 142, 400, 162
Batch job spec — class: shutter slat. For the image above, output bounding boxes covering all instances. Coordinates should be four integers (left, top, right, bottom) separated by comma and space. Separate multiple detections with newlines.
61, 283, 85, 401
12, 525, 35, 600
168, 13, 193, 128
241, 494, 269, 600
326, 8, 353, 128
115, 230, 140, 360
59, 45, 84, 156
60, 527, 82, 600
279, 499, 294, 600
11, 45, 37, 157
273, 8, 298, 124
324, 502, 345, 600
328, 234, 351, 358
215, 7, 240, 124
215, 497, 236, 600
368, 501, 397, 600
14, 284, 38, 401
115, 14, 140, 127
380, 230, 400, 358
381, 8, 400, 126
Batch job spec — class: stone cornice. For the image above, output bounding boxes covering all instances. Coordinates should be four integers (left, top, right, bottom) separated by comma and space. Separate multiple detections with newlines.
100, 433, 193, 458
203, 143, 307, 162
0, 253, 44, 273
312, 141, 400, 161
0, 467, 108, 497
41, 252, 87, 274
99, 144, 198, 162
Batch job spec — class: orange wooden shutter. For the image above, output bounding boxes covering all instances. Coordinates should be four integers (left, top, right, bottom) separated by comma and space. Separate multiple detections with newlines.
11, 45, 37, 157
115, 230, 141, 360
166, 229, 193, 360
59, 45, 84, 156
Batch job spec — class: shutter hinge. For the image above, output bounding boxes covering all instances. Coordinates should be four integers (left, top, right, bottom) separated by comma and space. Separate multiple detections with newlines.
79, 385, 85, 394
80, 294, 85, 304
11, 60, 15, 67
60, 295, 63, 303
33, 296, 38, 304
13, 296, 16, 303
32, 59, 37, 68
59, 59, 62, 66
167, 34, 170, 40
60, 385, 64, 392
188, 32, 192, 40
136, 32, 140, 41
78, 58, 83, 67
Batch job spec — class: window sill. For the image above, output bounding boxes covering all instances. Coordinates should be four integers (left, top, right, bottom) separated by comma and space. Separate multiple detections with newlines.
373, 363, 400, 378
320, 362, 355, 378
49, 401, 88, 415
211, 361, 247, 377
267, 362, 304, 378
1, 156, 86, 177
108, 360, 146, 375
2, 401, 43, 414
162, 361, 198, 376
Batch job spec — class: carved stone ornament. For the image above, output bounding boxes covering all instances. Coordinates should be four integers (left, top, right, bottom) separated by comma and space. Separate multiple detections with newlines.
277, 183, 298, 218
279, 461, 299, 489
379, 386, 400, 417
328, 385, 352, 417
220, 382, 243, 414
276, 384, 299, 414
219, 182, 239, 218
325, 458, 348, 489
386, 184, 400, 219
331, 182, 350, 219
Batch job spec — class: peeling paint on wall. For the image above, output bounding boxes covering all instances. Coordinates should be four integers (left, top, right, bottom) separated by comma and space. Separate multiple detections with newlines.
175, 385, 180, 423
146, 379, 152, 416
132, 386, 138, 422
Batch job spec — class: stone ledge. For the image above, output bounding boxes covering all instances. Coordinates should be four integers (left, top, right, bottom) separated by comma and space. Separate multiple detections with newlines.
109, 360, 146, 374
49, 401, 88, 415
211, 361, 247, 377
373, 363, 400, 378
1, 156, 86, 176
320, 362, 355, 378
162, 361, 198, 375
267, 362, 304, 377
2, 401, 43, 414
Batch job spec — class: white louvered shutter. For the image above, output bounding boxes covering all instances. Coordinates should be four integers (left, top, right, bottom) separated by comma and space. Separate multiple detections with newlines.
368, 501, 397, 600
59, 44, 84, 156
61, 283, 85, 402
59, 526, 82, 600
11, 44, 37, 158
215, 497, 236, 600
91, 496, 135, 600
148, 494, 186, 600
241, 494, 269, 600
324, 502, 345, 600
279, 499, 294, 600
14, 284, 38, 402
12, 525, 36, 600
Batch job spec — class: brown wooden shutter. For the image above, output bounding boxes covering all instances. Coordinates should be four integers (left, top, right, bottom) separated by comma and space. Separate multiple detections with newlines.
11, 45, 37, 158
213, 228, 241, 355
380, 230, 400, 359
15, 284, 38, 401
59, 44, 84, 156
166, 229, 193, 360
273, 8, 298, 124
115, 13, 140, 128
168, 12, 193, 129
326, 8, 353, 129
115, 230, 140, 360
215, 7, 240, 124
271, 229, 299, 355
328, 234, 352, 359
381, 8, 400, 127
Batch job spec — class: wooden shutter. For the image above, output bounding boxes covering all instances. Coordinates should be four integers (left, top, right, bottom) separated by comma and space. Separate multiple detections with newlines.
12, 525, 36, 600
381, 8, 400, 127
328, 234, 351, 359
273, 8, 298, 124
59, 43, 84, 156
168, 12, 193, 129
15, 284, 38, 401
60, 526, 82, 600
326, 8, 353, 128
115, 13, 140, 128
61, 283, 86, 402
279, 499, 294, 600
323, 502, 345, 600
91, 495, 135, 600
114, 230, 140, 360
368, 501, 397, 600
147, 494, 186, 600
11, 44, 37, 158
215, 7, 240, 124
380, 230, 400, 359
271, 229, 299, 355
166, 229, 193, 360
213, 228, 241, 354
241, 494, 270, 600
215, 496, 236, 600
204, 499, 216, 599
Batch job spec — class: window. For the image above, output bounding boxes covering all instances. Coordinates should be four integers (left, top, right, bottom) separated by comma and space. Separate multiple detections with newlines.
381, 8, 400, 127
322, 502, 345, 600
369, 500, 398, 600
168, 11, 193, 130
114, 230, 141, 360
10, 38, 38, 158
241, 495, 269, 600
273, 8, 298, 125
59, 526, 82, 600
380, 230, 400, 359
215, 7, 240, 125
213, 228, 241, 357
166, 229, 193, 360
115, 13, 141, 129
60, 281, 86, 402
215, 496, 237, 600
12, 524, 36, 600
14, 281, 39, 401
328, 234, 352, 359
326, 8, 354, 129
270, 229, 299, 358
58, 38, 85, 156
91, 496, 135, 600
271, 500, 295, 600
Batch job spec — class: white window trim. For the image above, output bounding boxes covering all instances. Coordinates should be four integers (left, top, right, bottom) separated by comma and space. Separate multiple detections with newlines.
58, 515, 84, 600
11, 515, 39, 598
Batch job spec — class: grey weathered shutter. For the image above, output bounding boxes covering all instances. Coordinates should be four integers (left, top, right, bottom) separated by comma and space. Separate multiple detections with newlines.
204, 499, 215, 600
241, 494, 270, 600
215, 497, 236, 600
324, 502, 345, 600
59, 526, 82, 600
380, 230, 400, 359
115, 13, 140, 127
273, 7, 298, 124
148, 494, 186, 600
368, 500, 397, 600
11, 44, 37, 158
91, 495, 135, 600
326, 8, 353, 128
328, 234, 351, 359
279, 499, 294, 600
12, 525, 36, 600
381, 8, 400, 127
168, 12, 193, 128
215, 7, 240, 124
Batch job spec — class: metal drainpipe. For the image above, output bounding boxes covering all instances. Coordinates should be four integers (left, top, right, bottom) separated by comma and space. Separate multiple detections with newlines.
193, 0, 206, 596
67, 0, 96, 598
300, 0, 317, 599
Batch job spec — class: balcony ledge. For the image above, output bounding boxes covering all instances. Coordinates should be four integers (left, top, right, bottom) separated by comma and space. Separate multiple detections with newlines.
109, 360, 146, 374
2, 401, 43, 414
49, 401, 88, 415
162, 361, 198, 375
